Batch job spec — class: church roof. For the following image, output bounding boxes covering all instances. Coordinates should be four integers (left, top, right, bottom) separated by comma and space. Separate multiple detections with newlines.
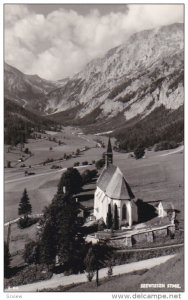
106, 167, 135, 200
97, 165, 117, 191
97, 165, 135, 200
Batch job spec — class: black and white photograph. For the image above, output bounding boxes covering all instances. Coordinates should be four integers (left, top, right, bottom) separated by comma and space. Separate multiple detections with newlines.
3, 2, 185, 295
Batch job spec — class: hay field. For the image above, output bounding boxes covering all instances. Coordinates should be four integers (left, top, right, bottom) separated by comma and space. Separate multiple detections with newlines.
4, 128, 184, 227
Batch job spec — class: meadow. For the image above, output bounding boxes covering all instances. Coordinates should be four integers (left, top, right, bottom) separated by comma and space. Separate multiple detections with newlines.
4, 127, 184, 268
4, 127, 184, 223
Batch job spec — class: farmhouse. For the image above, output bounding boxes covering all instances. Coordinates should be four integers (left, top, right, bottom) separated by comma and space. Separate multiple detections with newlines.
94, 138, 138, 228
157, 201, 175, 219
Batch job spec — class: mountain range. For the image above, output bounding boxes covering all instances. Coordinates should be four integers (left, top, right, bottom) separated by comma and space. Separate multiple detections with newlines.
4, 23, 184, 148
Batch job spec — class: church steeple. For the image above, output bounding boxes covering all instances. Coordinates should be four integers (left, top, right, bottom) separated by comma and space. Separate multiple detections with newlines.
105, 137, 113, 168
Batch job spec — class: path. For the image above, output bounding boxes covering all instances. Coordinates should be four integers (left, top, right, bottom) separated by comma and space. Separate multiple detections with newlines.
5, 165, 88, 184
116, 243, 183, 253
159, 145, 184, 157
5, 254, 176, 292
4, 213, 43, 227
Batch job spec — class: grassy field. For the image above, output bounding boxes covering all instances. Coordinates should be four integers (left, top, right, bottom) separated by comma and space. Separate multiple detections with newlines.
4, 127, 184, 271
4, 222, 38, 268
4, 127, 184, 224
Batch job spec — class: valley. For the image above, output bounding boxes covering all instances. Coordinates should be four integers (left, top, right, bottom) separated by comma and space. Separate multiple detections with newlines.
4, 19, 184, 293
4, 126, 184, 223
4, 127, 184, 271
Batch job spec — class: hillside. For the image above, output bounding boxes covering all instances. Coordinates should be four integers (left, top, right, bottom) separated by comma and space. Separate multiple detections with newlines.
46, 23, 183, 123
4, 63, 61, 112
4, 98, 57, 145
4, 23, 184, 148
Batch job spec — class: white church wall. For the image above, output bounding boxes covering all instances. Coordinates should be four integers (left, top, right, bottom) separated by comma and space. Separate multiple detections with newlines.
131, 200, 138, 223
94, 187, 110, 222
126, 201, 133, 227
94, 190, 138, 229
94, 187, 102, 219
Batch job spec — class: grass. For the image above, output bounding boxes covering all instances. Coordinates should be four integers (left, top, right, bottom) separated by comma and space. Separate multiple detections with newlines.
38, 251, 184, 292
4, 127, 184, 272
4, 222, 38, 267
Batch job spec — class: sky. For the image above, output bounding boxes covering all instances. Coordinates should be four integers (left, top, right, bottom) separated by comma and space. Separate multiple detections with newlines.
4, 4, 184, 80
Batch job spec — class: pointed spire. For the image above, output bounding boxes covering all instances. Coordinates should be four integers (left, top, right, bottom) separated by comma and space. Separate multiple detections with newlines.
107, 137, 112, 154
105, 137, 113, 167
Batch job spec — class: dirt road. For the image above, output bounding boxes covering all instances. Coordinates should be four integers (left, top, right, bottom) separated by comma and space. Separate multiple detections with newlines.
5, 254, 176, 292
159, 145, 184, 157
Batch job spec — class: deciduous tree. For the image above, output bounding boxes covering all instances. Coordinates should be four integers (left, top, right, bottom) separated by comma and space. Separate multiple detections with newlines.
57, 168, 82, 195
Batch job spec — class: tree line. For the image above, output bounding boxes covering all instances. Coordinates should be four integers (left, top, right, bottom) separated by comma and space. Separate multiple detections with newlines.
114, 105, 183, 152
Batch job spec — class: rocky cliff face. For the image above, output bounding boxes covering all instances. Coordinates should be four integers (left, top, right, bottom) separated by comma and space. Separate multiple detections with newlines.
4, 23, 184, 126
4, 63, 61, 112
44, 23, 183, 124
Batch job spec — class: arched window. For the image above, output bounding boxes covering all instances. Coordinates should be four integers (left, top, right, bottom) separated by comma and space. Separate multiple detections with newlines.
122, 204, 127, 220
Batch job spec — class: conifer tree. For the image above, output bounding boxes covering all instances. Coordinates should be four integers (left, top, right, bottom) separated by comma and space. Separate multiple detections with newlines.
39, 192, 85, 272
113, 204, 119, 230
56, 193, 85, 271
84, 247, 96, 282
106, 204, 113, 229
4, 242, 11, 277
18, 188, 32, 217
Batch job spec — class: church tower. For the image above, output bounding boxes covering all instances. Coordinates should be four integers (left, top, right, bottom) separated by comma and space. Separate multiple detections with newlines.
105, 137, 113, 167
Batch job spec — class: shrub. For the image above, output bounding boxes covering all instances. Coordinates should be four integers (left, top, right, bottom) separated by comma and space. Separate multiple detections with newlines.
75, 149, 80, 156
97, 218, 106, 231
43, 158, 54, 164
17, 216, 39, 229
95, 158, 105, 169
24, 148, 29, 154
87, 271, 94, 282
51, 165, 61, 169
23, 241, 40, 264
81, 169, 97, 184
134, 145, 145, 159
74, 162, 80, 167
7, 161, 12, 168
154, 140, 178, 151
107, 265, 113, 278
4, 264, 53, 288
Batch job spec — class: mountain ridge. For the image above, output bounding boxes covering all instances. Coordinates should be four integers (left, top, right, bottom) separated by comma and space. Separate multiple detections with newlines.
43, 22, 183, 122
4, 23, 184, 134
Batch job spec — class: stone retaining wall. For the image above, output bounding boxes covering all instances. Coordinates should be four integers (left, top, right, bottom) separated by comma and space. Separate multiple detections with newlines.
94, 224, 175, 247
124, 225, 175, 247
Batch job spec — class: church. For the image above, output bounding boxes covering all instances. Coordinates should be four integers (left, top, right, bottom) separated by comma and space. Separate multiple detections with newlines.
94, 138, 138, 228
